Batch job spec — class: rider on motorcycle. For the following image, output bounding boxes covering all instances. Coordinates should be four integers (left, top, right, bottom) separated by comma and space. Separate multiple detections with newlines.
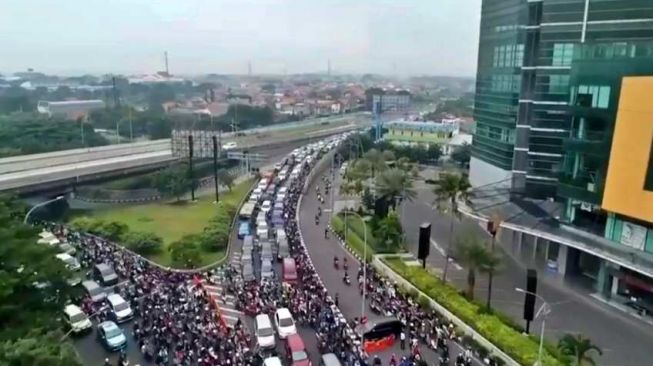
343, 271, 350, 284
333, 256, 339, 268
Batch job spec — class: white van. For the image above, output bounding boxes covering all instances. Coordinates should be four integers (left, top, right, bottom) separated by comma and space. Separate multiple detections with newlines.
276, 228, 287, 243
63, 304, 92, 334
55, 253, 81, 271
107, 294, 133, 323
255, 314, 276, 349
257, 222, 269, 240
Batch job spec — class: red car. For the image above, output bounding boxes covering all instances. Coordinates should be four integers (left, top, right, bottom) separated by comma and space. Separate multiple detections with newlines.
285, 333, 311, 366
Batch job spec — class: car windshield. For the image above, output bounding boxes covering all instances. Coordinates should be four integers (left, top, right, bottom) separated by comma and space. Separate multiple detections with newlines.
114, 301, 129, 312
279, 317, 294, 327
292, 351, 308, 361
104, 325, 122, 338
258, 326, 274, 337
70, 312, 87, 323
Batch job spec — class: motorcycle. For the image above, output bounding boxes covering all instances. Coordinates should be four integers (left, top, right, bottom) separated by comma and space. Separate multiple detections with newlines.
333, 257, 339, 270
343, 273, 351, 286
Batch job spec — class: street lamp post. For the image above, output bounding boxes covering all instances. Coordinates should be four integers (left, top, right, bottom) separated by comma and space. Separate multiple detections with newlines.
24, 196, 65, 224
515, 287, 550, 366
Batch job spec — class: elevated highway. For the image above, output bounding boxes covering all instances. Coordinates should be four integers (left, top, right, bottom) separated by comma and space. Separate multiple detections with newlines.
1, 115, 370, 194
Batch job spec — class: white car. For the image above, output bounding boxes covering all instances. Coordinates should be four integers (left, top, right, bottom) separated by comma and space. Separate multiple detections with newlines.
248, 193, 260, 203
274, 307, 297, 339
222, 141, 237, 150
253, 187, 263, 196
257, 222, 269, 240
63, 304, 92, 334
107, 294, 133, 323
263, 357, 283, 366
55, 253, 81, 271
261, 200, 272, 213
255, 314, 276, 349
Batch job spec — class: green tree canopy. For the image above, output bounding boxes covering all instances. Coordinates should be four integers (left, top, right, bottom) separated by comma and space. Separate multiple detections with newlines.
455, 233, 501, 300
451, 143, 471, 167
558, 333, 602, 366
156, 165, 196, 201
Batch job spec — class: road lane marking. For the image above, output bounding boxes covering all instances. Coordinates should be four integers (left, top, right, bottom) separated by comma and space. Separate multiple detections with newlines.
430, 238, 462, 270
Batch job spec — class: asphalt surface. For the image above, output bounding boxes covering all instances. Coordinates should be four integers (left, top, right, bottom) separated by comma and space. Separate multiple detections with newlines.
400, 175, 653, 366
298, 166, 482, 366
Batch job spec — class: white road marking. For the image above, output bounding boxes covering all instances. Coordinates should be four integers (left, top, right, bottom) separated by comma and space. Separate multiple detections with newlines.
430, 238, 463, 270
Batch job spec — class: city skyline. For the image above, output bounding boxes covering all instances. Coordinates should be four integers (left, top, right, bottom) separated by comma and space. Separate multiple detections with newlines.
0, 0, 481, 77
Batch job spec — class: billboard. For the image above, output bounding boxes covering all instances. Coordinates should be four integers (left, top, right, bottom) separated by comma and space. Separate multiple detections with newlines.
601, 77, 653, 224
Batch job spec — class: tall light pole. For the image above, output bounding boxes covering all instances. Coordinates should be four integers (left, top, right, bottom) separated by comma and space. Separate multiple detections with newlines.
24, 196, 64, 224
515, 288, 550, 366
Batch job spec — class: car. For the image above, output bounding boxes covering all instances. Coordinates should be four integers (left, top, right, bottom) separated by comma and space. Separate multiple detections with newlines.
261, 259, 274, 280
58, 242, 77, 255
222, 141, 238, 150
249, 193, 260, 203
278, 237, 290, 259
97, 321, 127, 351
243, 235, 254, 252
255, 314, 276, 349
256, 212, 267, 225
261, 242, 274, 262
93, 263, 119, 286
276, 228, 287, 242
274, 201, 284, 211
264, 357, 284, 366
81, 280, 106, 303
261, 200, 272, 213
257, 222, 270, 240
320, 353, 342, 366
253, 187, 263, 196
56, 253, 81, 271
238, 222, 251, 239
274, 163, 283, 171
282, 258, 298, 285
278, 186, 288, 195
242, 262, 255, 282
63, 304, 92, 334
107, 293, 133, 323
284, 333, 310, 366
274, 308, 297, 339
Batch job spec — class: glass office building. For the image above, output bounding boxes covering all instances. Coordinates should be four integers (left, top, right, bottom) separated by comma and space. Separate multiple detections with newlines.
471, 0, 653, 198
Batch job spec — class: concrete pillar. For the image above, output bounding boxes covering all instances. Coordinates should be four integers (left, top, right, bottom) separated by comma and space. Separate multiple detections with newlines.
515, 231, 523, 256
544, 239, 550, 262
611, 276, 619, 296
533, 236, 539, 261
557, 244, 569, 276
596, 260, 607, 294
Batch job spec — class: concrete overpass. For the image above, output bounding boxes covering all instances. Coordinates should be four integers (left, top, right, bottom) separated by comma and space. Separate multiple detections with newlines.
0, 115, 370, 194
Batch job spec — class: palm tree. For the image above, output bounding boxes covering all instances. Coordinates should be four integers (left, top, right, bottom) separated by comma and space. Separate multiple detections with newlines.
376, 168, 417, 211
433, 172, 472, 281
363, 148, 386, 177
455, 233, 501, 300
558, 333, 602, 366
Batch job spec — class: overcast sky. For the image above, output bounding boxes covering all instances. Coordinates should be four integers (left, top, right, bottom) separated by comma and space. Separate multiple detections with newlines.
0, 0, 481, 77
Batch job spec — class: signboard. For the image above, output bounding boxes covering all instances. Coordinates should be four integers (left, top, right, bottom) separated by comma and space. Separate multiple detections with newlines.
620, 221, 647, 250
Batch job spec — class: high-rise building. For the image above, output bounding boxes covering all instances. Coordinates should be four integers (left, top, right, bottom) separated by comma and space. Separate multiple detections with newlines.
469, 0, 653, 318
471, 0, 653, 198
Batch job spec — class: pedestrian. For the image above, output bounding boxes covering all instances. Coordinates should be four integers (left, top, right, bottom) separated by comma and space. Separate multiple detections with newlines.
324, 227, 329, 239
400, 330, 406, 350
335, 293, 339, 307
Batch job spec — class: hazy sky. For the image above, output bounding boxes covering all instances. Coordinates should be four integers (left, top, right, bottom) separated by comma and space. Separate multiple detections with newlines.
0, 0, 481, 76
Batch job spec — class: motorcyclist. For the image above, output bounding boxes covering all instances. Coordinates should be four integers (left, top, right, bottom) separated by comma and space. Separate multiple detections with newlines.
343, 271, 350, 285
334, 256, 339, 269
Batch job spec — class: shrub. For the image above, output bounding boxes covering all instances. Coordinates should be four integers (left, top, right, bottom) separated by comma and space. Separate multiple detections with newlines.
123, 231, 163, 255
95, 221, 128, 241
384, 258, 564, 366
69, 216, 95, 232
169, 235, 202, 268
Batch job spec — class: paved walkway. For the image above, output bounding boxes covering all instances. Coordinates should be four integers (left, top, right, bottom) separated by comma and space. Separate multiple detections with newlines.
400, 178, 653, 366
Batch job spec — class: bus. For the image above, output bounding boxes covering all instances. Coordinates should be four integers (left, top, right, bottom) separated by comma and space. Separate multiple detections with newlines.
239, 202, 256, 221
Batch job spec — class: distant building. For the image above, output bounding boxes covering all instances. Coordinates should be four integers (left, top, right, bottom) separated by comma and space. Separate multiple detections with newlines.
365, 88, 411, 113
37, 100, 105, 120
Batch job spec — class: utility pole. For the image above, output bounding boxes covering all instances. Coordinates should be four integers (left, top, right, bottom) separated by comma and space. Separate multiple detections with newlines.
188, 135, 195, 201
212, 135, 219, 203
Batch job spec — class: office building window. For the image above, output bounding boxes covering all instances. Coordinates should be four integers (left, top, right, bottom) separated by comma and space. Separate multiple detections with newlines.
570, 85, 611, 109
553, 43, 574, 66
493, 44, 525, 68
549, 75, 570, 94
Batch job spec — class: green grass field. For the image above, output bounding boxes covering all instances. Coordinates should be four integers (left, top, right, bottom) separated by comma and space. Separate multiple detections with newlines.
90, 179, 253, 266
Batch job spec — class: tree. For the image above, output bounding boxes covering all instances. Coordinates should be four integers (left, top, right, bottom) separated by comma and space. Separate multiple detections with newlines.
124, 231, 163, 255
0, 196, 80, 365
156, 165, 194, 201
361, 187, 375, 212
362, 148, 386, 177
451, 143, 471, 167
0, 329, 82, 366
558, 334, 602, 366
218, 170, 236, 191
433, 172, 471, 281
169, 236, 203, 268
374, 210, 403, 252
375, 168, 417, 213
455, 233, 501, 300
